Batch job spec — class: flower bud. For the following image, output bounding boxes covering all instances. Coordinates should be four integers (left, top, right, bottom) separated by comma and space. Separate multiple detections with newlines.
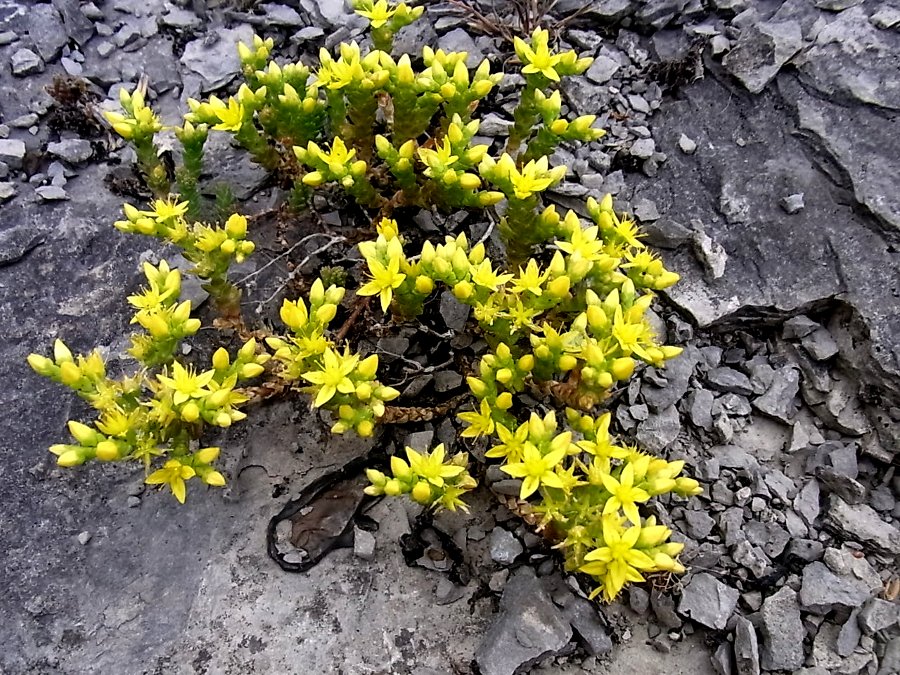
411, 481, 432, 504
495, 392, 513, 409
54, 339, 74, 364
57, 450, 84, 467
59, 361, 82, 386
95, 440, 120, 461
558, 354, 577, 371
358, 354, 379, 379
27, 354, 56, 376
316, 303, 337, 324
414, 275, 434, 295
357, 419, 374, 437
68, 421, 98, 446
225, 213, 248, 238
241, 363, 265, 378
203, 470, 227, 486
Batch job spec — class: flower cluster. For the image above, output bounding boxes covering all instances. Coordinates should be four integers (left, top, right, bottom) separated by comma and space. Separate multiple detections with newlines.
265, 279, 400, 437
364, 444, 476, 512
114, 198, 255, 317
28, 263, 267, 502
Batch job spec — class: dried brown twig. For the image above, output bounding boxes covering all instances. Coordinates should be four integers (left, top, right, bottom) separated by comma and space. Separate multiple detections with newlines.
443, 0, 596, 42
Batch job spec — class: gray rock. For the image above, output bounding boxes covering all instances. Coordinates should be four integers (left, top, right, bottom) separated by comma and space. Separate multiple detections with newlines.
723, 21, 804, 94
753, 367, 800, 423
759, 586, 805, 671
52, 0, 94, 45
629, 587, 650, 615
651, 590, 682, 629
780, 193, 805, 214
633, 198, 660, 222
585, 55, 620, 84
630, 138, 656, 159
787, 538, 824, 562
0, 183, 15, 202
562, 597, 612, 656
815, 467, 865, 505
823, 546, 883, 594
733, 616, 760, 675
35, 186, 68, 201
794, 63, 900, 235
478, 113, 512, 137
489, 528, 523, 565
712, 642, 735, 675
706, 367, 753, 396
802, 327, 839, 360
800, 561, 873, 614
732, 540, 770, 578
871, 7, 900, 29
28, 4, 67, 62
836, 609, 861, 657
0, 140, 26, 170
745, 521, 790, 558
826, 496, 900, 554
878, 636, 900, 675
858, 598, 900, 635
11, 48, 44, 76
687, 389, 715, 431
811, 622, 875, 673
161, 7, 201, 29
691, 227, 728, 279
77, 531, 92, 546
684, 509, 715, 539
678, 133, 697, 154
439, 291, 470, 332
262, 3, 304, 26
353, 527, 376, 560
677, 573, 738, 630
47, 139, 93, 164
181, 25, 255, 91
814, 0, 863, 11
793, 479, 820, 526
475, 569, 572, 675
635, 0, 689, 30
635, 404, 681, 453
641, 345, 700, 411
783, 315, 819, 339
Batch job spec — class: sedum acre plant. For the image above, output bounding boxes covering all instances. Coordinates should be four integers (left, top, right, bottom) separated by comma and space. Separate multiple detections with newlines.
30, 0, 702, 603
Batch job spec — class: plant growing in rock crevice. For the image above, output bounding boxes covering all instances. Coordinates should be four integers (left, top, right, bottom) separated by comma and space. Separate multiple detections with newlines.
29, 0, 700, 603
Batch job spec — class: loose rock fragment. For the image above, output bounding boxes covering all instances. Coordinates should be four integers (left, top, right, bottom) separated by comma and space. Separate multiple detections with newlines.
475, 570, 572, 675
800, 561, 873, 614
759, 586, 805, 671
723, 21, 804, 94
678, 133, 697, 154
826, 496, 900, 554
677, 573, 738, 630
733, 615, 761, 675
11, 48, 44, 76
489, 528, 523, 566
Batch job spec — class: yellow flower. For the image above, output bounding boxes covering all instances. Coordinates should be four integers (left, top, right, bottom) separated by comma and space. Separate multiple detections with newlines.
357, 253, 406, 312
354, 0, 395, 28
508, 156, 565, 199
211, 97, 245, 131
614, 215, 644, 249
301, 346, 360, 407
601, 463, 650, 525
157, 362, 215, 406
501, 444, 566, 499
406, 444, 464, 487
458, 398, 495, 438
148, 198, 189, 221
145, 458, 196, 504
580, 516, 657, 601
485, 422, 530, 463
611, 306, 653, 362
557, 225, 604, 262
470, 260, 513, 291
514, 29, 563, 82
511, 259, 548, 296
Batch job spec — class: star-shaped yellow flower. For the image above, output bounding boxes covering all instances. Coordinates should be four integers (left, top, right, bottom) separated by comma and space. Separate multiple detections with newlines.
514, 29, 563, 82
458, 398, 495, 438
301, 347, 360, 407
157, 362, 215, 406
357, 253, 406, 312
579, 515, 657, 601
601, 463, 650, 525
146, 458, 196, 504
501, 443, 566, 499
406, 444, 464, 487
